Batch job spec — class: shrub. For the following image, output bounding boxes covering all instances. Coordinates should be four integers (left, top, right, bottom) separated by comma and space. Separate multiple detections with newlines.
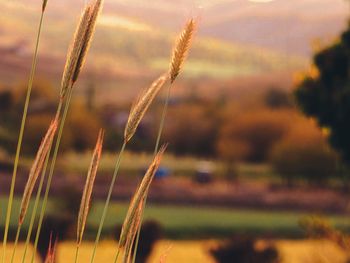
210, 236, 279, 263
264, 88, 292, 109
163, 104, 217, 156
135, 220, 163, 263
66, 103, 101, 151
0, 90, 14, 111
217, 109, 292, 163
23, 114, 54, 154
270, 119, 338, 186
114, 220, 163, 263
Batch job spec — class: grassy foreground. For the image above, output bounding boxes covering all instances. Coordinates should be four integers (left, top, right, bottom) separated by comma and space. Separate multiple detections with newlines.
1, 197, 350, 239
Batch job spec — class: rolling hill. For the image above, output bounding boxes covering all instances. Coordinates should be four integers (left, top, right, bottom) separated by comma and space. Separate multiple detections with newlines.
0, 0, 307, 85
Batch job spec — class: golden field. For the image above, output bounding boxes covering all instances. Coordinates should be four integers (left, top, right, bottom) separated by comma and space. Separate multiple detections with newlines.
1, 239, 347, 263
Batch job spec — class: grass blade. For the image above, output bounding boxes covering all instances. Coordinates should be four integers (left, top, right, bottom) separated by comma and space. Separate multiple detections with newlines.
124, 74, 168, 143
75, 129, 104, 263
2, 7, 47, 262
118, 145, 167, 249
132, 18, 196, 263
19, 119, 58, 226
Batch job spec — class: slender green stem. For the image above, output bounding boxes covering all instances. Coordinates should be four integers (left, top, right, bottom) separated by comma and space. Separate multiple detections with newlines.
131, 83, 172, 263
154, 83, 172, 155
114, 248, 121, 263
2, 11, 45, 263
74, 245, 80, 263
20, 124, 59, 263
31, 90, 73, 263
10, 224, 21, 263
90, 141, 127, 263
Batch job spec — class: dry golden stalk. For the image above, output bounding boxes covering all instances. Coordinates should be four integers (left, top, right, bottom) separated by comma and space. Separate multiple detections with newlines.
44, 233, 57, 263
60, 0, 103, 99
72, 0, 103, 82
61, 6, 91, 98
42, 0, 48, 12
119, 145, 167, 247
122, 200, 143, 263
124, 75, 168, 142
19, 119, 58, 225
77, 129, 104, 245
169, 18, 196, 83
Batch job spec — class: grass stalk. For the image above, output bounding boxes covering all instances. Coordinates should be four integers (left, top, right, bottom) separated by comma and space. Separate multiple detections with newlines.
90, 141, 127, 263
30, 90, 72, 263
131, 19, 195, 262
130, 83, 172, 263
154, 83, 172, 155
75, 130, 104, 263
91, 74, 165, 263
74, 245, 80, 263
2, 10, 46, 263
10, 225, 21, 263
20, 142, 55, 263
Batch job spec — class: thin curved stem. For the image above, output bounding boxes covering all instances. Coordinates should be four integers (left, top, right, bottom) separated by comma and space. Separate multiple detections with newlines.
114, 248, 121, 263
2, 10, 45, 263
154, 83, 172, 155
19, 126, 59, 263
74, 245, 80, 263
131, 83, 172, 263
10, 224, 21, 263
30, 89, 73, 263
90, 141, 127, 263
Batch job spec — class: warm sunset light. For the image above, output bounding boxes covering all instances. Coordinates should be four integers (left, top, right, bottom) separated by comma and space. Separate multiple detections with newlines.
0, 0, 350, 262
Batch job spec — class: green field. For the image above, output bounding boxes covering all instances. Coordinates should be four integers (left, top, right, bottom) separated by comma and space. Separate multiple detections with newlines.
1, 197, 350, 240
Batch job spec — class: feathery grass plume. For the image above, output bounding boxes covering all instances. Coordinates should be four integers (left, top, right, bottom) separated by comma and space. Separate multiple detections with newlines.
119, 144, 167, 248
124, 74, 168, 142
44, 233, 57, 263
31, 1, 104, 261
42, 0, 49, 11
169, 18, 196, 83
131, 21, 196, 262
61, 0, 103, 99
77, 129, 104, 245
19, 118, 58, 225
73, 0, 103, 83
131, 18, 197, 263
60, 6, 91, 99
121, 200, 143, 263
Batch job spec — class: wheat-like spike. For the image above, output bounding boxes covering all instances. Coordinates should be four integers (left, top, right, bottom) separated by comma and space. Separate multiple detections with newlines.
42, 0, 48, 12
44, 233, 57, 263
124, 74, 168, 142
19, 118, 58, 225
72, 0, 104, 83
122, 200, 143, 263
169, 18, 196, 83
60, 5, 91, 99
119, 144, 167, 247
77, 129, 104, 245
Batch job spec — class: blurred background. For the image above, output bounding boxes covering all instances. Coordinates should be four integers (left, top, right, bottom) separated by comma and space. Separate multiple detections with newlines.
1, 0, 350, 262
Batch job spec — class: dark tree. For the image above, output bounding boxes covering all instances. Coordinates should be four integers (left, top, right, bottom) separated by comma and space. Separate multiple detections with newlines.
294, 23, 350, 163
264, 88, 292, 109
210, 236, 279, 263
